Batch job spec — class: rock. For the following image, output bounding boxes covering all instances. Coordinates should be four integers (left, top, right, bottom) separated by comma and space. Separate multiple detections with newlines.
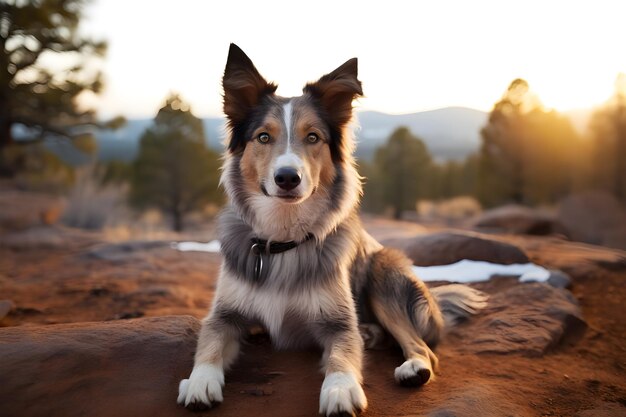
0, 299, 15, 320
84, 240, 170, 262
546, 269, 572, 289
383, 231, 530, 266
449, 283, 586, 357
558, 191, 626, 250
471, 204, 569, 236
0, 316, 200, 417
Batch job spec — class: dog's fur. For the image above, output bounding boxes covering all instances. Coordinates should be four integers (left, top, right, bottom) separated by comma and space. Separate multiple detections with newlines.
178, 44, 487, 416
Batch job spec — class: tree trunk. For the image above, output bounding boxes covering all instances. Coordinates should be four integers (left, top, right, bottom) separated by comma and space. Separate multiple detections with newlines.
614, 107, 626, 203
172, 208, 184, 232
0, 115, 11, 147
0, 100, 14, 176
0, 39, 13, 150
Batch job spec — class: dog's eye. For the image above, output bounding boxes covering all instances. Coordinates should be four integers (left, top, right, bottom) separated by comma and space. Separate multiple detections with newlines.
306, 133, 320, 144
257, 132, 270, 144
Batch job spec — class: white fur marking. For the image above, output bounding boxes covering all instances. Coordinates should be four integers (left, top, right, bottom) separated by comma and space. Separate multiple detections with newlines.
274, 102, 303, 172
275, 152, 304, 170
319, 372, 367, 416
283, 101, 293, 152
394, 358, 432, 383
177, 363, 224, 407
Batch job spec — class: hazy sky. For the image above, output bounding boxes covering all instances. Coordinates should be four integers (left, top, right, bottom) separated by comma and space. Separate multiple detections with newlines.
77, 0, 626, 118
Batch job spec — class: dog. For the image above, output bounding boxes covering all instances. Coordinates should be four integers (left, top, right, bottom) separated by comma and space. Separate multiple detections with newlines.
177, 43, 487, 416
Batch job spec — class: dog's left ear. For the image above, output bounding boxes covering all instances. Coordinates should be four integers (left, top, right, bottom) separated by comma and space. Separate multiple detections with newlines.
304, 58, 363, 128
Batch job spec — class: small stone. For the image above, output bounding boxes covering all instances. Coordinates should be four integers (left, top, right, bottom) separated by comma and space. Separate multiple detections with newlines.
547, 270, 572, 289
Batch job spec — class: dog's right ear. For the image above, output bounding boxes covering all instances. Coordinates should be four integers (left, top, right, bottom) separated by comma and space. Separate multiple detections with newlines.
223, 44, 277, 149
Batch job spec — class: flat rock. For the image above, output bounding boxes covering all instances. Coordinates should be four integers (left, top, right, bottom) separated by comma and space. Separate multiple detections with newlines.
471, 204, 569, 236
383, 231, 530, 266
0, 316, 200, 417
448, 283, 586, 357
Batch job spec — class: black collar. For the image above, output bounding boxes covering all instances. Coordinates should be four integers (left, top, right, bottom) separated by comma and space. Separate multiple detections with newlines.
249, 233, 314, 281
250, 233, 315, 255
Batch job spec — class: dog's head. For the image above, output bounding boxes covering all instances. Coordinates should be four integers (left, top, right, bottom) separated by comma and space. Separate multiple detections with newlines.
221, 44, 362, 206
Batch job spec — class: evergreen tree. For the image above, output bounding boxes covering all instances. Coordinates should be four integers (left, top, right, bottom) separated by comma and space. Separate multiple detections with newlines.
130, 94, 222, 231
588, 73, 626, 202
478, 79, 534, 206
0, 0, 118, 173
478, 79, 579, 206
370, 127, 432, 219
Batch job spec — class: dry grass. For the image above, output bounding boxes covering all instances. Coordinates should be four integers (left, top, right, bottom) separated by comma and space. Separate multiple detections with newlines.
61, 166, 130, 230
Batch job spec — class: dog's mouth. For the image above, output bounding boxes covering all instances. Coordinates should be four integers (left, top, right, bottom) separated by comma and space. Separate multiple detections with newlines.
260, 183, 316, 203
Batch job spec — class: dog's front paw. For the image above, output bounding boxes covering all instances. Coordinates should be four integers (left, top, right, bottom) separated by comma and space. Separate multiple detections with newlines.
319, 372, 367, 417
394, 357, 432, 387
177, 363, 224, 410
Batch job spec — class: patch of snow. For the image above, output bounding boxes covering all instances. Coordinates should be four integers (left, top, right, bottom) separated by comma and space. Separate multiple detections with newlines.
171, 241, 550, 283
171, 240, 221, 253
412, 259, 550, 283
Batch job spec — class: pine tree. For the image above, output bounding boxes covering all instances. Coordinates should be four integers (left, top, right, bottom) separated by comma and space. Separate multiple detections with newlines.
371, 127, 432, 219
588, 73, 626, 202
130, 94, 222, 231
0, 0, 118, 173
479, 79, 580, 207
478, 79, 535, 206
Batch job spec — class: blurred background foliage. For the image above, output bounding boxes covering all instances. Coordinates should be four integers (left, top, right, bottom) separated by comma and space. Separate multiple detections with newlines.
1, 0, 624, 237
129, 94, 222, 232
362, 76, 626, 221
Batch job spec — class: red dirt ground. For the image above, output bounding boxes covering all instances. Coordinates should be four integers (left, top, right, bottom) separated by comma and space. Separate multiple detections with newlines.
1, 218, 625, 416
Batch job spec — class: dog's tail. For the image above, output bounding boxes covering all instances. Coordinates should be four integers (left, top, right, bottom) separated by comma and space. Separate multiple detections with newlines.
429, 284, 488, 329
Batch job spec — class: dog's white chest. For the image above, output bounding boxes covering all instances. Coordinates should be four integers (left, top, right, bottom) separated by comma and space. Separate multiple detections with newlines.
217, 276, 336, 341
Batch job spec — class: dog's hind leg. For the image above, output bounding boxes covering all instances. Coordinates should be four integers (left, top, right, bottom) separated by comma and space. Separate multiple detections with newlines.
366, 248, 445, 386
177, 301, 245, 410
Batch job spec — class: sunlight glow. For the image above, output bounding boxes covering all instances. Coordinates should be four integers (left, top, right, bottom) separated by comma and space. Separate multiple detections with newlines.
77, 0, 626, 118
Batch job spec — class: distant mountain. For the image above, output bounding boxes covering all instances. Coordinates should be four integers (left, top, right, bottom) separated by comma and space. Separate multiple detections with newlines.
41, 106, 595, 166
95, 118, 226, 162
94, 107, 488, 163
355, 107, 488, 161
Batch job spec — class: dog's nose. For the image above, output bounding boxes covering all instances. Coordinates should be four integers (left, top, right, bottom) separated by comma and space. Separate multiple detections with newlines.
274, 167, 301, 191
